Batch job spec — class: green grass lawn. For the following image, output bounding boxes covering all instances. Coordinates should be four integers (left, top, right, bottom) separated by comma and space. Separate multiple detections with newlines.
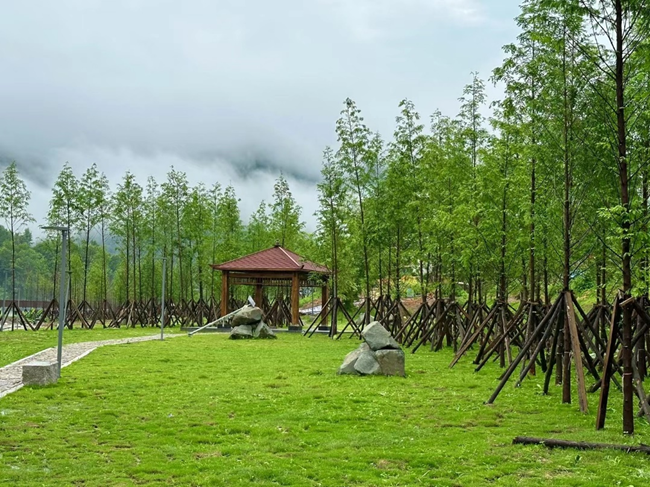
1, 333, 649, 486
0, 327, 170, 368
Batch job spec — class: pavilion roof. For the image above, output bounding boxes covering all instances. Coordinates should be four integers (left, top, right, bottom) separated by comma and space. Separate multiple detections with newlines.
211, 245, 330, 274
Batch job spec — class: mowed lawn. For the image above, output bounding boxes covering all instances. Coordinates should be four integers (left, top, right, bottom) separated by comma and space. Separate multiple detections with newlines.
1, 333, 649, 486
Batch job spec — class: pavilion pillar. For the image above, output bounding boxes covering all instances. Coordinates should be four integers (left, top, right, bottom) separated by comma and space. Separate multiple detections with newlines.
291, 272, 300, 325
321, 281, 329, 310
221, 271, 229, 317
254, 280, 263, 308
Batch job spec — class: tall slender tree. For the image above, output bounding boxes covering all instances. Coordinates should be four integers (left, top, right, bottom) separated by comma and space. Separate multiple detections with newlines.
391, 99, 429, 302
270, 174, 304, 250
336, 98, 373, 322
78, 163, 107, 310
48, 162, 81, 300
0, 162, 35, 329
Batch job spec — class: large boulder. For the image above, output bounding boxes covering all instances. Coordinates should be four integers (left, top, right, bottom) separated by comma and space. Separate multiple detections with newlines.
361, 321, 400, 351
338, 322, 405, 377
253, 321, 277, 339
375, 349, 406, 377
232, 306, 263, 327
354, 349, 382, 375
229, 324, 253, 339
338, 343, 369, 375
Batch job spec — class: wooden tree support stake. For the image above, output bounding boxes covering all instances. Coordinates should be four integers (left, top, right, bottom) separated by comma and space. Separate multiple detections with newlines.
565, 292, 588, 413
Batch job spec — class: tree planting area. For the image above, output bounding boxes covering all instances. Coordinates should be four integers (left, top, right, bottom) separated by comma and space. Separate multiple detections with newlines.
2, 1, 650, 485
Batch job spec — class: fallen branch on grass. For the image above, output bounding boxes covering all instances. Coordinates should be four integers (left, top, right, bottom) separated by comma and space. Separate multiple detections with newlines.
512, 436, 650, 455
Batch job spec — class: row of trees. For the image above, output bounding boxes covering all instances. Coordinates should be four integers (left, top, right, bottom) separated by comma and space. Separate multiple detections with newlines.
315, 0, 650, 311
312, 0, 650, 434
0, 163, 308, 307
3, 1, 648, 323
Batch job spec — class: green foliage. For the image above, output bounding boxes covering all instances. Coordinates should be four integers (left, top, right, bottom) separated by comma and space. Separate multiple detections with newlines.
214, 185, 243, 264
0, 162, 35, 302
335, 99, 374, 302
270, 174, 304, 250
0, 161, 317, 307
246, 201, 273, 254
110, 172, 143, 303
79, 163, 110, 303
316, 147, 356, 302
48, 162, 81, 232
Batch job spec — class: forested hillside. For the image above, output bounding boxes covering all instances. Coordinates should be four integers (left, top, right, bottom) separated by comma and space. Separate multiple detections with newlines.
0, 164, 308, 306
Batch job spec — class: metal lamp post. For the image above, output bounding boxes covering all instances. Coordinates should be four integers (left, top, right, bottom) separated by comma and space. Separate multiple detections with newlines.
41, 226, 69, 376
160, 257, 166, 341
2, 269, 7, 314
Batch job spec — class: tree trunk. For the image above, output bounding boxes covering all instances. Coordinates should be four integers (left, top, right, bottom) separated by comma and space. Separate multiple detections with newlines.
395, 224, 401, 300
11, 222, 16, 305
83, 218, 91, 305
614, 0, 634, 434
125, 214, 130, 303
101, 218, 107, 305
562, 23, 571, 292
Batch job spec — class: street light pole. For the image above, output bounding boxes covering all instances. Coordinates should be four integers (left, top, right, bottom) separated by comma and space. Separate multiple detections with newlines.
56, 229, 68, 376
42, 226, 69, 377
2, 270, 6, 314
160, 257, 166, 341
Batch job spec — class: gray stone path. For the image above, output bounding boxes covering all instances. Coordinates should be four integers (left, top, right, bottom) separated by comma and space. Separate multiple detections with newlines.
0, 334, 181, 399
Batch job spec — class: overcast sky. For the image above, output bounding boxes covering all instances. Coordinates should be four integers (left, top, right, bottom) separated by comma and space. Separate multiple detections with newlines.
0, 0, 520, 235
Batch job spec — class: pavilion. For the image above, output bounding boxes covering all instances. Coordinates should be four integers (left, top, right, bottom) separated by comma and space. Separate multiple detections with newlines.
211, 244, 330, 326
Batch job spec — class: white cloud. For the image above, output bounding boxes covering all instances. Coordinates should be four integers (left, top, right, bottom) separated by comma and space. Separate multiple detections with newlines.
320, 0, 485, 41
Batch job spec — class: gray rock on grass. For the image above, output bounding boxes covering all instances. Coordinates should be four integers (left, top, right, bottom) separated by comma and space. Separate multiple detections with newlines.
354, 349, 382, 375
253, 322, 277, 339
229, 308, 277, 340
232, 306, 263, 327
338, 322, 405, 377
375, 349, 405, 377
338, 343, 369, 375
361, 321, 400, 351
230, 325, 254, 339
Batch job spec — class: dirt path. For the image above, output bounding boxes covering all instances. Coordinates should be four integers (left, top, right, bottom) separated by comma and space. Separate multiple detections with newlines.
0, 334, 181, 399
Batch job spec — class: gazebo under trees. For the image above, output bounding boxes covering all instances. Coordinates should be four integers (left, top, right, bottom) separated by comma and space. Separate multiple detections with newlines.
211, 244, 330, 327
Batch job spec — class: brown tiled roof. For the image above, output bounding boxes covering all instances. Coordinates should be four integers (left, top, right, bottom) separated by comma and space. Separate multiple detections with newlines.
211, 245, 330, 274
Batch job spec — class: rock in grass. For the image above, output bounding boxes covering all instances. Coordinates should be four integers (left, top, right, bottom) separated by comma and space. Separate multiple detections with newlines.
338, 343, 370, 375
375, 349, 405, 377
354, 349, 381, 375
230, 324, 254, 339
361, 321, 400, 351
253, 322, 277, 339
232, 306, 263, 327
22, 361, 58, 386
338, 322, 406, 376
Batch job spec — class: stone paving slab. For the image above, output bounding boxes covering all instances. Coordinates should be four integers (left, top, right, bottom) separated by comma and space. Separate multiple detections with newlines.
0, 334, 181, 399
